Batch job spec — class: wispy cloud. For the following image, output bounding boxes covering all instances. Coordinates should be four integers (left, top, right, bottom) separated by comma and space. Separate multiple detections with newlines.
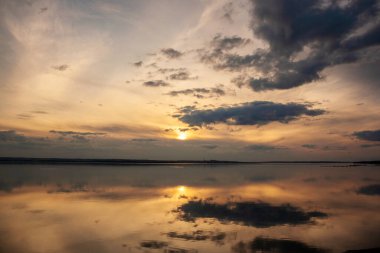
161, 48, 183, 59
143, 80, 170, 87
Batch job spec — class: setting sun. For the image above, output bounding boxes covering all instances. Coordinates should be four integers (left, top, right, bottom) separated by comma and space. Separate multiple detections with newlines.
177, 132, 187, 140
178, 186, 186, 193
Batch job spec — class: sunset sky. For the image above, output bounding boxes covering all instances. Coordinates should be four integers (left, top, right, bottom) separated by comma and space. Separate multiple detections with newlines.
0, 0, 379, 161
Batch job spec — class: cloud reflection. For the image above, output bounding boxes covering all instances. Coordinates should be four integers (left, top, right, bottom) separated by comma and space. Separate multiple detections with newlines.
175, 200, 327, 227
232, 237, 329, 253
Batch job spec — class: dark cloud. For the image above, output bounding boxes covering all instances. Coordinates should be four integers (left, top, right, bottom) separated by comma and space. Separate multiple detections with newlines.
17, 113, 32, 120
143, 80, 170, 87
301, 144, 348, 151
48, 183, 88, 194
360, 144, 380, 148
343, 248, 380, 253
248, 175, 275, 182
164, 127, 199, 133
39, 7, 48, 13
49, 130, 106, 136
131, 138, 158, 142
201, 144, 218, 150
30, 110, 48, 114
353, 129, 380, 141
302, 144, 318, 149
356, 184, 380, 196
157, 67, 187, 74
166, 230, 226, 244
232, 237, 329, 253
28, 209, 45, 214
211, 34, 250, 51
165, 86, 226, 99
245, 144, 284, 151
0, 180, 19, 193
178, 127, 199, 132
200, 35, 251, 66
0, 130, 50, 149
0, 130, 30, 142
174, 200, 327, 227
161, 48, 183, 59
168, 71, 195, 80
322, 145, 347, 151
222, 2, 234, 23
133, 61, 142, 67
49, 130, 106, 143
175, 101, 325, 127
140, 240, 168, 249
52, 64, 69, 71
203, 0, 380, 91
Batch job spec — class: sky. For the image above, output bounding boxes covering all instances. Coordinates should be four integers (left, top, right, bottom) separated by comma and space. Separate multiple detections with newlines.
0, 0, 379, 161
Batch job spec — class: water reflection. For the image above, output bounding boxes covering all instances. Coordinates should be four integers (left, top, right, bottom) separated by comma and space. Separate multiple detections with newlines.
232, 237, 329, 253
0, 163, 379, 253
175, 200, 327, 227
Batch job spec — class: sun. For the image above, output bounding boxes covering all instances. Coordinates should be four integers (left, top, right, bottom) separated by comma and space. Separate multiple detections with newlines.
177, 132, 187, 140
178, 186, 186, 193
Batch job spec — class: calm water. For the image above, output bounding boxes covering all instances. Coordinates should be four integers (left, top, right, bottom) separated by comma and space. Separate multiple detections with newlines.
0, 163, 379, 253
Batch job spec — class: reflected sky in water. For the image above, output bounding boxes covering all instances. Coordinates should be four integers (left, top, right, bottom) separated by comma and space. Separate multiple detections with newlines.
0, 164, 380, 253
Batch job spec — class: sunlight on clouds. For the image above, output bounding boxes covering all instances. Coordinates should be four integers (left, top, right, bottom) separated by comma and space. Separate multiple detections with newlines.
0, 0, 379, 160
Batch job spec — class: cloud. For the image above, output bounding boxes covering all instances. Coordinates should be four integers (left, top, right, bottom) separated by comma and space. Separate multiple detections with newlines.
232, 237, 329, 253
0, 130, 49, 148
0, 130, 31, 142
161, 48, 183, 59
178, 127, 199, 132
210, 34, 250, 51
140, 241, 168, 249
49, 130, 106, 136
203, 0, 380, 91
168, 70, 195, 80
30, 110, 48, 114
222, 2, 234, 23
301, 144, 348, 151
164, 127, 199, 133
17, 113, 32, 120
247, 175, 275, 182
166, 230, 227, 244
143, 80, 170, 87
201, 144, 218, 150
353, 129, 380, 141
133, 61, 142, 67
52, 64, 69, 71
0, 179, 23, 193
82, 124, 163, 137
322, 145, 347, 151
165, 86, 226, 99
131, 138, 158, 142
174, 199, 327, 227
245, 144, 284, 151
39, 7, 48, 14
360, 144, 380, 148
48, 183, 88, 194
302, 144, 317, 149
200, 35, 251, 66
176, 101, 325, 127
157, 67, 187, 74
49, 130, 106, 143
356, 184, 380, 196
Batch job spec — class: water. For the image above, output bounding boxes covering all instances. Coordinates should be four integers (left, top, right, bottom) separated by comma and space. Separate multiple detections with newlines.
0, 163, 379, 253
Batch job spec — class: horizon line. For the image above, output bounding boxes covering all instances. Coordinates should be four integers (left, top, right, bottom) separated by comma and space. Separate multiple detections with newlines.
0, 157, 379, 165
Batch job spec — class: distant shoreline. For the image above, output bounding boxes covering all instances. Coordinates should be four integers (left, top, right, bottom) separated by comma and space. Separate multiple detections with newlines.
0, 157, 378, 165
